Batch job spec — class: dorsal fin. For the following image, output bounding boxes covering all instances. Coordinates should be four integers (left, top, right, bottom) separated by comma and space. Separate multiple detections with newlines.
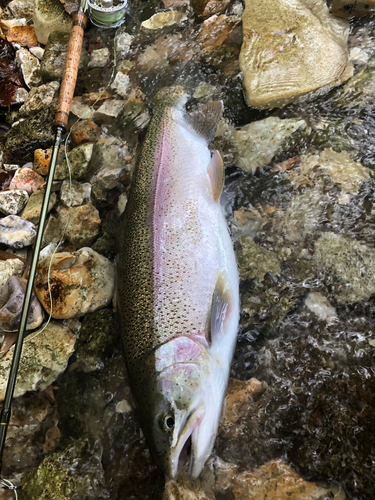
207, 150, 224, 203
185, 101, 223, 142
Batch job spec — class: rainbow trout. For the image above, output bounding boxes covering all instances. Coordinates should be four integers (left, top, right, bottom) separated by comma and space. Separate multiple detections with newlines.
117, 86, 239, 478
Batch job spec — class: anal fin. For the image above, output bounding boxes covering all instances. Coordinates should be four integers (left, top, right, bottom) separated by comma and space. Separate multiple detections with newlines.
207, 150, 224, 203
209, 271, 234, 345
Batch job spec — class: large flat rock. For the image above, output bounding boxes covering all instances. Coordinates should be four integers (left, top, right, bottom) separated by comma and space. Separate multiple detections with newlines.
239, 0, 353, 109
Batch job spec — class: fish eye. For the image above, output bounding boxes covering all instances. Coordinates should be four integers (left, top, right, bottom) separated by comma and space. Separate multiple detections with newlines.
156, 413, 175, 434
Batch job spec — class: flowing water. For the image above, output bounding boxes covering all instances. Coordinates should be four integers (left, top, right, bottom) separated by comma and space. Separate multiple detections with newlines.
1, 2, 375, 500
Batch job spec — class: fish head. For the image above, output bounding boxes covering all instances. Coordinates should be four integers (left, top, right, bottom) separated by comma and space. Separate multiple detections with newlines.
138, 336, 226, 479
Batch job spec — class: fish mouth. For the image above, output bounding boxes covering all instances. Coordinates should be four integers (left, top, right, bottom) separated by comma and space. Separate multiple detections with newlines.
170, 408, 205, 479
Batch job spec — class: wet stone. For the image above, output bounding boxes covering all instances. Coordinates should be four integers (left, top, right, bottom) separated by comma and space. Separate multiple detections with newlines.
0, 258, 25, 290
120, 87, 150, 131
304, 292, 338, 322
0, 321, 75, 399
34, 148, 52, 176
15, 48, 41, 88
198, 14, 241, 53
222, 378, 268, 427
35, 247, 115, 319
55, 142, 94, 181
18, 80, 60, 117
236, 235, 281, 281
56, 203, 101, 247
21, 190, 57, 224
60, 179, 91, 207
110, 72, 130, 98
3, 0, 35, 19
239, 0, 353, 109
33, 0, 72, 45
0, 189, 29, 215
235, 117, 307, 173
9, 167, 44, 193
0, 215, 36, 248
70, 120, 100, 147
193, 0, 232, 18
75, 308, 118, 372
141, 11, 188, 31
314, 232, 375, 304
232, 459, 346, 500
40, 31, 89, 83
29, 46, 44, 60
41, 215, 62, 247
21, 439, 109, 500
332, 0, 375, 17
87, 48, 110, 69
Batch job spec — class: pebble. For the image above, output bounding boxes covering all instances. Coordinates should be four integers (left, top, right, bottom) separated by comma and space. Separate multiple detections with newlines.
199, 14, 241, 53
15, 48, 41, 88
41, 215, 62, 247
222, 378, 268, 427
55, 142, 94, 181
236, 235, 281, 281
239, 0, 353, 109
56, 203, 101, 247
0, 321, 75, 399
0, 276, 44, 332
3, 164, 20, 172
21, 190, 57, 224
141, 11, 188, 30
235, 117, 307, 173
87, 47, 110, 68
19, 81, 60, 117
9, 167, 44, 193
3, 0, 34, 19
70, 97, 125, 124
193, 0, 232, 18
110, 72, 131, 98
35, 248, 115, 319
304, 292, 338, 322
114, 31, 134, 55
29, 46, 45, 60
0, 169, 13, 190
0, 215, 36, 249
314, 232, 375, 304
0, 258, 25, 290
0, 189, 29, 215
34, 148, 52, 176
70, 120, 100, 147
60, 179, 91, 207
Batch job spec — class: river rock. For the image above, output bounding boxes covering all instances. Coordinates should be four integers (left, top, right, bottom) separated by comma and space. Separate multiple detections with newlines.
60, 179, 91, 207
121, 87, 150, 131
193, 0, 232, 18
141, 11, 188, 31
232, 459, 346, 499
9, 167, 44, 193
304, 292, 338, 322
56, 203, 100, 247
332, 0, 375, 17
35, 248, 115, 319
40, 31, 88, 83
87, 47, 110, 69
21, 190, 57, 224
55, 142, 94, 181
0, 189, 29, 215
3, 0, 34, 19
41, 215, 62, 247
0, 321, 75, 399
239, 0, 353, 109
235, 117, 307, 172
33, 0, 72, 45
15, 48, 41, 88
0, 215, 36, 248
284, 189, 326, 243
314, 232, 375, 304
199, 14, 241, 53
29, 46, 44, 60
34, 148, 52, 176
22, 438, 109, 500
222, 378, 268, 427
75, 308, 118, 372
110, 72, 130, 98
19, 81, 60, 117
0, 258, 25, 290
114, 30, 134, 56
236, 235, 281, 281
70, 120, 100, 147
89, 136, 130, 178
0, 275, 43, 332
70, 96, 125, 123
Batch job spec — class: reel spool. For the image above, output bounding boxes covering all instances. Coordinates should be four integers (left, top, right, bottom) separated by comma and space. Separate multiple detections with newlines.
87, 0, 127, 28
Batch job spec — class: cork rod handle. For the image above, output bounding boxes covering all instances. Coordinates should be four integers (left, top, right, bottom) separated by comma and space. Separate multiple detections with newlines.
54, 11, 87, 132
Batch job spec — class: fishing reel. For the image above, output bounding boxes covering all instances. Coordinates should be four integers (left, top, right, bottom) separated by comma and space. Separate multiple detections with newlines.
84, 0, 127, 28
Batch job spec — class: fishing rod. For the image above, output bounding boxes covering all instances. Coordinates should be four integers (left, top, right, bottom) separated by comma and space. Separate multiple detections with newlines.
0, 0, 126, 490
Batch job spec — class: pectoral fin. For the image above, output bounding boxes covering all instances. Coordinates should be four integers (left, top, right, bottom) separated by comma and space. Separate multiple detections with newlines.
209, 271, 234, 344
185, 101, 223, 142
207, 150, 224, 203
